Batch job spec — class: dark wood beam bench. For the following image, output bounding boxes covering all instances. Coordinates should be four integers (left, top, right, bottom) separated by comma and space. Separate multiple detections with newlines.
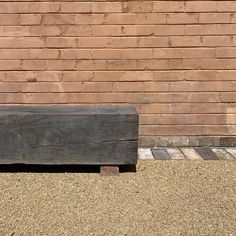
0, 106, 139, 175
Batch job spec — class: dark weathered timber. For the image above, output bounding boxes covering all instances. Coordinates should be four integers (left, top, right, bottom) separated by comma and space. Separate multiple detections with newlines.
0, 106, 138, 165
151, 148, 171, 160
100, 166, 119, 176
194, 147, 218, 160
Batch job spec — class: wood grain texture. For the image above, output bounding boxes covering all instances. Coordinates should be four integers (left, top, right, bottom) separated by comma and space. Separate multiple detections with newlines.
0, 106, 139, 165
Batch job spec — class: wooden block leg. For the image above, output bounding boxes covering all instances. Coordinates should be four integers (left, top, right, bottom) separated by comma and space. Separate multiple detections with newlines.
100, 165, 119, 176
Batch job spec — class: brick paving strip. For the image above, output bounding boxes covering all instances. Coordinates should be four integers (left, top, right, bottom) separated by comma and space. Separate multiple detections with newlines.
138, 147, 236, 160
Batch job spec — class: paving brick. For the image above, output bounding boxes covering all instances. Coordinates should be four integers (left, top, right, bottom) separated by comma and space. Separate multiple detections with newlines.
211, 148, 234, 160
195, 148, 219, 160
225, 148, 236, 159
181, 148, 203, 160
151, 148, 171, 160
166, 148, 186, 160
138, 148, 154, 160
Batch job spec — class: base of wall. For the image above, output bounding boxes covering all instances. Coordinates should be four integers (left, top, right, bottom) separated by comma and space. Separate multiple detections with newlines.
139, 136, 236, 147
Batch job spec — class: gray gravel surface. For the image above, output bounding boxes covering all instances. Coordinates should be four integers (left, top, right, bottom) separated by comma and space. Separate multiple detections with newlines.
0, 161, 236, 236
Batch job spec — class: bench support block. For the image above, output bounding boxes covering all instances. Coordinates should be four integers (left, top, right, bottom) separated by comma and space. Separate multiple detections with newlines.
100, 165, 119, 176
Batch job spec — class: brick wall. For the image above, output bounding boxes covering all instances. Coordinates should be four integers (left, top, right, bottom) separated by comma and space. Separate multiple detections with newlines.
0, 1, 235, 147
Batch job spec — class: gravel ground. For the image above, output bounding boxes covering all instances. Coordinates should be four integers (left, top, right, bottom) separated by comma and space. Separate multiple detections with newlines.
0, 161, 236, 236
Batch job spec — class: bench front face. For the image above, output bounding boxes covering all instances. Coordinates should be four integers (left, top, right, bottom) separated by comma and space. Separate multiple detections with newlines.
0, 106, 138, 165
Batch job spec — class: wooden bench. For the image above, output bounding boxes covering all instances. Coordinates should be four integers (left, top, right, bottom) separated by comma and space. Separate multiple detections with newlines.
0, 106, 139, 175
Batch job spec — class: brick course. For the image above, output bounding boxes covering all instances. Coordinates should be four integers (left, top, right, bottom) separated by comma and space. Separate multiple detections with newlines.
0, 0, 235, 146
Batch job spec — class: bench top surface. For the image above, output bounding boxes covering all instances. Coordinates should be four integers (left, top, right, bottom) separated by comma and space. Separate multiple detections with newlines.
0, 105, 138, 115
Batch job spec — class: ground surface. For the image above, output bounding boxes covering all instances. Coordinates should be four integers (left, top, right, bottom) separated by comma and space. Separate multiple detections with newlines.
0, 160, 236, 236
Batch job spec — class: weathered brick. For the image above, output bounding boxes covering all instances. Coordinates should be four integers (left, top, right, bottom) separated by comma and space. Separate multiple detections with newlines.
43, 14, 75, 25
216, 48, 236, 58
186, 1, 217, 12
46, 37, 77, 48
0, 60, 21, 70
62, 71, 93, 82
60, 2, 91, 13
29, 49, 59, 59
22, 60, 46, 71
125, 1, 153, 13
153, 1, 185, 13
0, 14, 19, 25
94, 71, 153, 82
199, 13, 230, 24
92, 2, 122, 13
20, 14, 41, 25
60, 49, 91, 59
166, 13, 199, 24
